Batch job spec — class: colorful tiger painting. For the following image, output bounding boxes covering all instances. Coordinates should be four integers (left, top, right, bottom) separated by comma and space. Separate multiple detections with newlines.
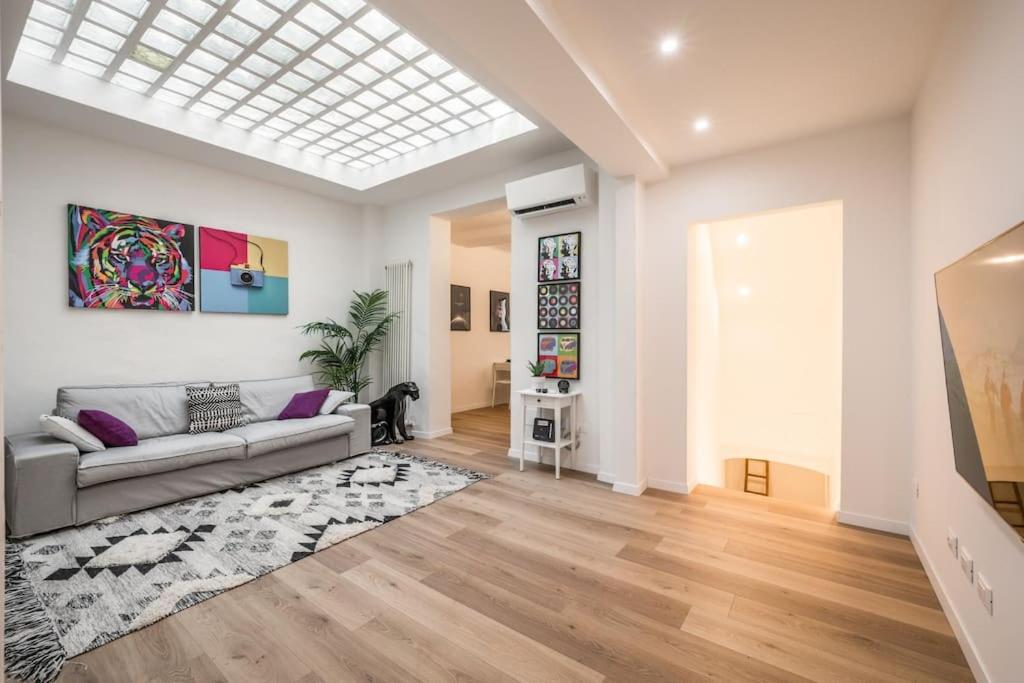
68, 204, 195, 311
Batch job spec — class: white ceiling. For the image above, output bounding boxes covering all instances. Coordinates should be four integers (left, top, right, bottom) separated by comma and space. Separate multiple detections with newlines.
530, 0, 952, 167
450, 205, 510, 249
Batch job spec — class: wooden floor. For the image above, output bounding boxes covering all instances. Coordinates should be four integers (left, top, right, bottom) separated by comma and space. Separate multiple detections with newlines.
54, 407, 972, 682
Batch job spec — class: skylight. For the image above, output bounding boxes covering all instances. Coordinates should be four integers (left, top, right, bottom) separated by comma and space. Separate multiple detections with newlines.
17, 0, 523, 172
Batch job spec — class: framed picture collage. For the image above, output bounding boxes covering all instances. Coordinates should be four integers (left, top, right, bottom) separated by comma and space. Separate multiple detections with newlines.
536, 231, 581, 380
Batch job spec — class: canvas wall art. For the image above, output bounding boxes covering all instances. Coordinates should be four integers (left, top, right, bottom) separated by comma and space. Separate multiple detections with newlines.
538, 231, 581, 282
538, 282, 580, 330
199, 227, 289, 315
451, 284, 471, 331
490, 290, 510, 332
68, 204, 195, 311
538, 332, 579, 380
936, 219, 1024, 540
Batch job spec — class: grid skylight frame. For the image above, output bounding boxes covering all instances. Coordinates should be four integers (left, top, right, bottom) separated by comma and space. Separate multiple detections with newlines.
18, 0, 520, 171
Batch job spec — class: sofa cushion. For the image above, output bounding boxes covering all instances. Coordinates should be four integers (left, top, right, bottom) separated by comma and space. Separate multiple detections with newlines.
77, 432, 246, 487
234, 375, 316, 424
225, 414, 354, 458
186, 383, 244, 433
57, 382, 204, 439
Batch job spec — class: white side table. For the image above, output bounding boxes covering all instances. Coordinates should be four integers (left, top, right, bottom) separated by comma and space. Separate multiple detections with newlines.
518, 388, 581, 479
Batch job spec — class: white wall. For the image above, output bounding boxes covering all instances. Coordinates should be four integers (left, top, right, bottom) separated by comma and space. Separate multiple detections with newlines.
449, 243, 511, 412
2, 117, 366, 434
641, 118, 912, 529
909, 2, 1024, 680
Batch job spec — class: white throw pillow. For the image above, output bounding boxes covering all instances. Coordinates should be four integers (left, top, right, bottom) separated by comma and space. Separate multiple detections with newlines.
319, 389, 355, 414
39, 414, 106, 453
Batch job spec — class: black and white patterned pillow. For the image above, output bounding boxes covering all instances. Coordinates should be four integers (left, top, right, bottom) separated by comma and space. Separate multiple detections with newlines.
186, 383, 244, 434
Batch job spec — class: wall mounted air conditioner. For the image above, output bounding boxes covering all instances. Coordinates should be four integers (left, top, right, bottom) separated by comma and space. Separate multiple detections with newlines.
505, 163, 595, 218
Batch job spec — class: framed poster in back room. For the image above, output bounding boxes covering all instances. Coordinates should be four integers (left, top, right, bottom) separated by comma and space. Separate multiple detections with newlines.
935, 218, 1024, 540
68, 204, 195, 311
538, 231, 581, 282
451, 284, 471, 331
199, 227, 289, 315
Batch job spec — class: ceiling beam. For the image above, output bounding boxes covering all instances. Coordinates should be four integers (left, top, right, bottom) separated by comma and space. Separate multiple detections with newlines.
372, 0, 667, 181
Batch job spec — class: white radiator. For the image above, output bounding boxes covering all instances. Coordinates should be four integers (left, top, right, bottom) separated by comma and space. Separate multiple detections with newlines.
382, 261, 413, 392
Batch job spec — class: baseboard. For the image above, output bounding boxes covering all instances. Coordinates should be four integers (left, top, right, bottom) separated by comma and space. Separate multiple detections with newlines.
597, 471, 616, 484
505, 448, 599, 475
910, 529, 990, 683
612, 479, 648, 496
835, 510, 910, 536
647, 478, 689, 494
410, 428, 453, 439
452, 400, 507, 413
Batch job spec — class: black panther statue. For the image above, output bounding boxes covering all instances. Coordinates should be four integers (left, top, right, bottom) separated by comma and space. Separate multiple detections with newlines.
369, 382, 420, 446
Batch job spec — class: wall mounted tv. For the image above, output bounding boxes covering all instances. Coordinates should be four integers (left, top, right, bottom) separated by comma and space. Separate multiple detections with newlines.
935, 219, 1024, 540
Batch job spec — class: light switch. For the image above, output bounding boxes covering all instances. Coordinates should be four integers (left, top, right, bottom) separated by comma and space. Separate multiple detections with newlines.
959, 547, 974, 584
976, 573, 993, 615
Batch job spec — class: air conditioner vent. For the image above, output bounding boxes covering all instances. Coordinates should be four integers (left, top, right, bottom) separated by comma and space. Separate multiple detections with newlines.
506, 164, 595, 218
512, 198, 580, 216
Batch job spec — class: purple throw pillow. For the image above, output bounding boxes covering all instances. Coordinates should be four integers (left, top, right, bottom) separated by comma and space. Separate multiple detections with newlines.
77, 410, 139, 447
279, 388, 331, 420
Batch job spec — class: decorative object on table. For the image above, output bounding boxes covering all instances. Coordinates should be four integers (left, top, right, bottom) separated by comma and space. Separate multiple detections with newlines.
68, 204, 195, 311
533, 417, 555, 442
538, 231, 581, 282
935, 217, 1024, 540
199, 226, 288, 314
3, 450, 487, 683
537, 282, 580, 329
558, 380, 570, 394
489, 290, 510, 332
369, 381, 420, 445
450, 284, 471, 330
300, 289, 398, 402
538, 333, 580, 379
526, 359, 547, 391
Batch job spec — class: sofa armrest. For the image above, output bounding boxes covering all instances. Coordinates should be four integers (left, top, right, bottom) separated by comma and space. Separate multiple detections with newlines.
6, 433, 80, 538
335, 403, 371, 455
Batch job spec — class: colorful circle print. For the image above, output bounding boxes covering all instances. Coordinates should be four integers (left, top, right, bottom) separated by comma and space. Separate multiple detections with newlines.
537, 283, 581, 330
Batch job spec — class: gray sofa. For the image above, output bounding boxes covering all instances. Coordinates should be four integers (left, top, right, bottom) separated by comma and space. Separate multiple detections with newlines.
4, 374, 371, 538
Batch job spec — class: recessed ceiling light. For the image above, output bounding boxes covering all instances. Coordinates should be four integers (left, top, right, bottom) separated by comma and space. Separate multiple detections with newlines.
659, 36, 679, 55
738, 286, 751, 297
693, 117, 710, 133
736, 233, 749, 247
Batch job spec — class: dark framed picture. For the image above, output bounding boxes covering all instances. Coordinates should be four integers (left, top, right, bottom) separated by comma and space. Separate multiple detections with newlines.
489, 290, 510, 332
537, 282, 580, 330
537, 332, 580, 380
450, 284, 470, 331
538, 231, 581, 282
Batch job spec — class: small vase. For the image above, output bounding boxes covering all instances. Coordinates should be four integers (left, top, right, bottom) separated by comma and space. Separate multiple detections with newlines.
530, 376, 546, 391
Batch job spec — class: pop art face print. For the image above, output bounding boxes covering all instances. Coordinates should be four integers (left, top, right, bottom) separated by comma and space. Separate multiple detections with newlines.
537, 232, 581, 282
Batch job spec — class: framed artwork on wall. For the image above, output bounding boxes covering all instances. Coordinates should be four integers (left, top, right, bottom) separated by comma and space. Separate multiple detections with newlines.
537, 282, 580, 330
538, 231, 581, 282
68, 204, 195, 311
537, 332, 580, 380
489, 290, 510, 332
199, 227, 289, 315
451, 284, 471, 330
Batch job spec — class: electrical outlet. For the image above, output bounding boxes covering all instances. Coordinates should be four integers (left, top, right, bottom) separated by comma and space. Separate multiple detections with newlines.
976, 573, 993, 615
947, 529, 958, 558
959, 547, 974, 584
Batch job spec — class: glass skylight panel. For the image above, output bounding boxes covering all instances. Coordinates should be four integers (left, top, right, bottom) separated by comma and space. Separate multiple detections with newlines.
154, 88, 190, 106
323, 111, 350, 127
29, 2, 71, 29
368, 132, 394, 145
343, 62, 379, 85
141, 28, 186, 57
416, 53, 451, 77
232, 0, 279, 30
217, 16, 260, 45
295, 4, 339, 33
441, 71, 473, 93
461, 110, 488, 126
375, 146, 397, 160
243, 54, 279, 78
312, 43, 349, 69
292, 128, 319, 141
330, 128, 356, 142
419, 106, 447, 123
223, 114, 256, 129
132, 43, 174, 69
385, 123, 411, 138
306, 144, 330, 156
372, 78, 404, 100
402, 115, 429, 131
387, 33, 425, 60
263, 0, 299, 12
463, 86, 493, 106
334, 28, 372, 55
295, 58, 331, 81
154, 10, 200, 42
309, 86, 342, 106
40, 0, 76, 10
249, 94, 280, 112
191, 101, 224, 118
187, 49, 228, 74
419, 82, 450, 103
263, 83, 297, 102
392, 66, 427, 89
440, 97, 470, 115
483, 100, 512, 118
279, 108, 309, 124
277, 22, 317, 50
362, 112, 390, 129
236, 104, 267, 121
338, 101, 367, 118
390, 140, 413, 154
253, 125, 283, 139
111, 71, 149, 93
280, 135, 306, 148
354, 90, 385, 109
78, 22, 126, 51
378, 103, 409, 121
441, 118, 468, 134
201, 91, 236, 109
397, 93, 428, 112
86, 2, 137, 34
167, 0, 216, 24
294, 98, 324, 115
277, 71, 312, 92
361, 153, 383, 165
63, 53, 107, 76
24, 19, 64, 45
325, 74, 357, 95
319, 137, 342, 150
354, 139, 379, 152
265, 117, 293, 132
406, 133, 430, 148
364, 48, 400, 73
103, 0, 149, 18
163, 76, 201, 96
70, 38, 116, 65
203, 33, 244, 60
345, 121, 372, 136
213, 79, 247, 99
348, 159, 369, 170
228, 68, 264, 90
120, 59, 161, 82
175, 62, 214, 86
423, 126, 450, 141
354, 10, 397, 40
19, 37, 57, 60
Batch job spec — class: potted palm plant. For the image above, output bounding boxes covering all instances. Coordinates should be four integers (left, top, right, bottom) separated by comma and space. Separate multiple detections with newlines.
527, 360, 548, 391
299, 289, 398, 403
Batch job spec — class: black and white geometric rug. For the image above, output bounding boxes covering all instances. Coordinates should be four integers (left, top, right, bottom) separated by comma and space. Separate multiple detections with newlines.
4, 450, 487, 683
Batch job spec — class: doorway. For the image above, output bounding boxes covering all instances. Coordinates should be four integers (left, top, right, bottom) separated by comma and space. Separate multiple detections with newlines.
448, 204, 512, 450
688, 201, 843, 509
